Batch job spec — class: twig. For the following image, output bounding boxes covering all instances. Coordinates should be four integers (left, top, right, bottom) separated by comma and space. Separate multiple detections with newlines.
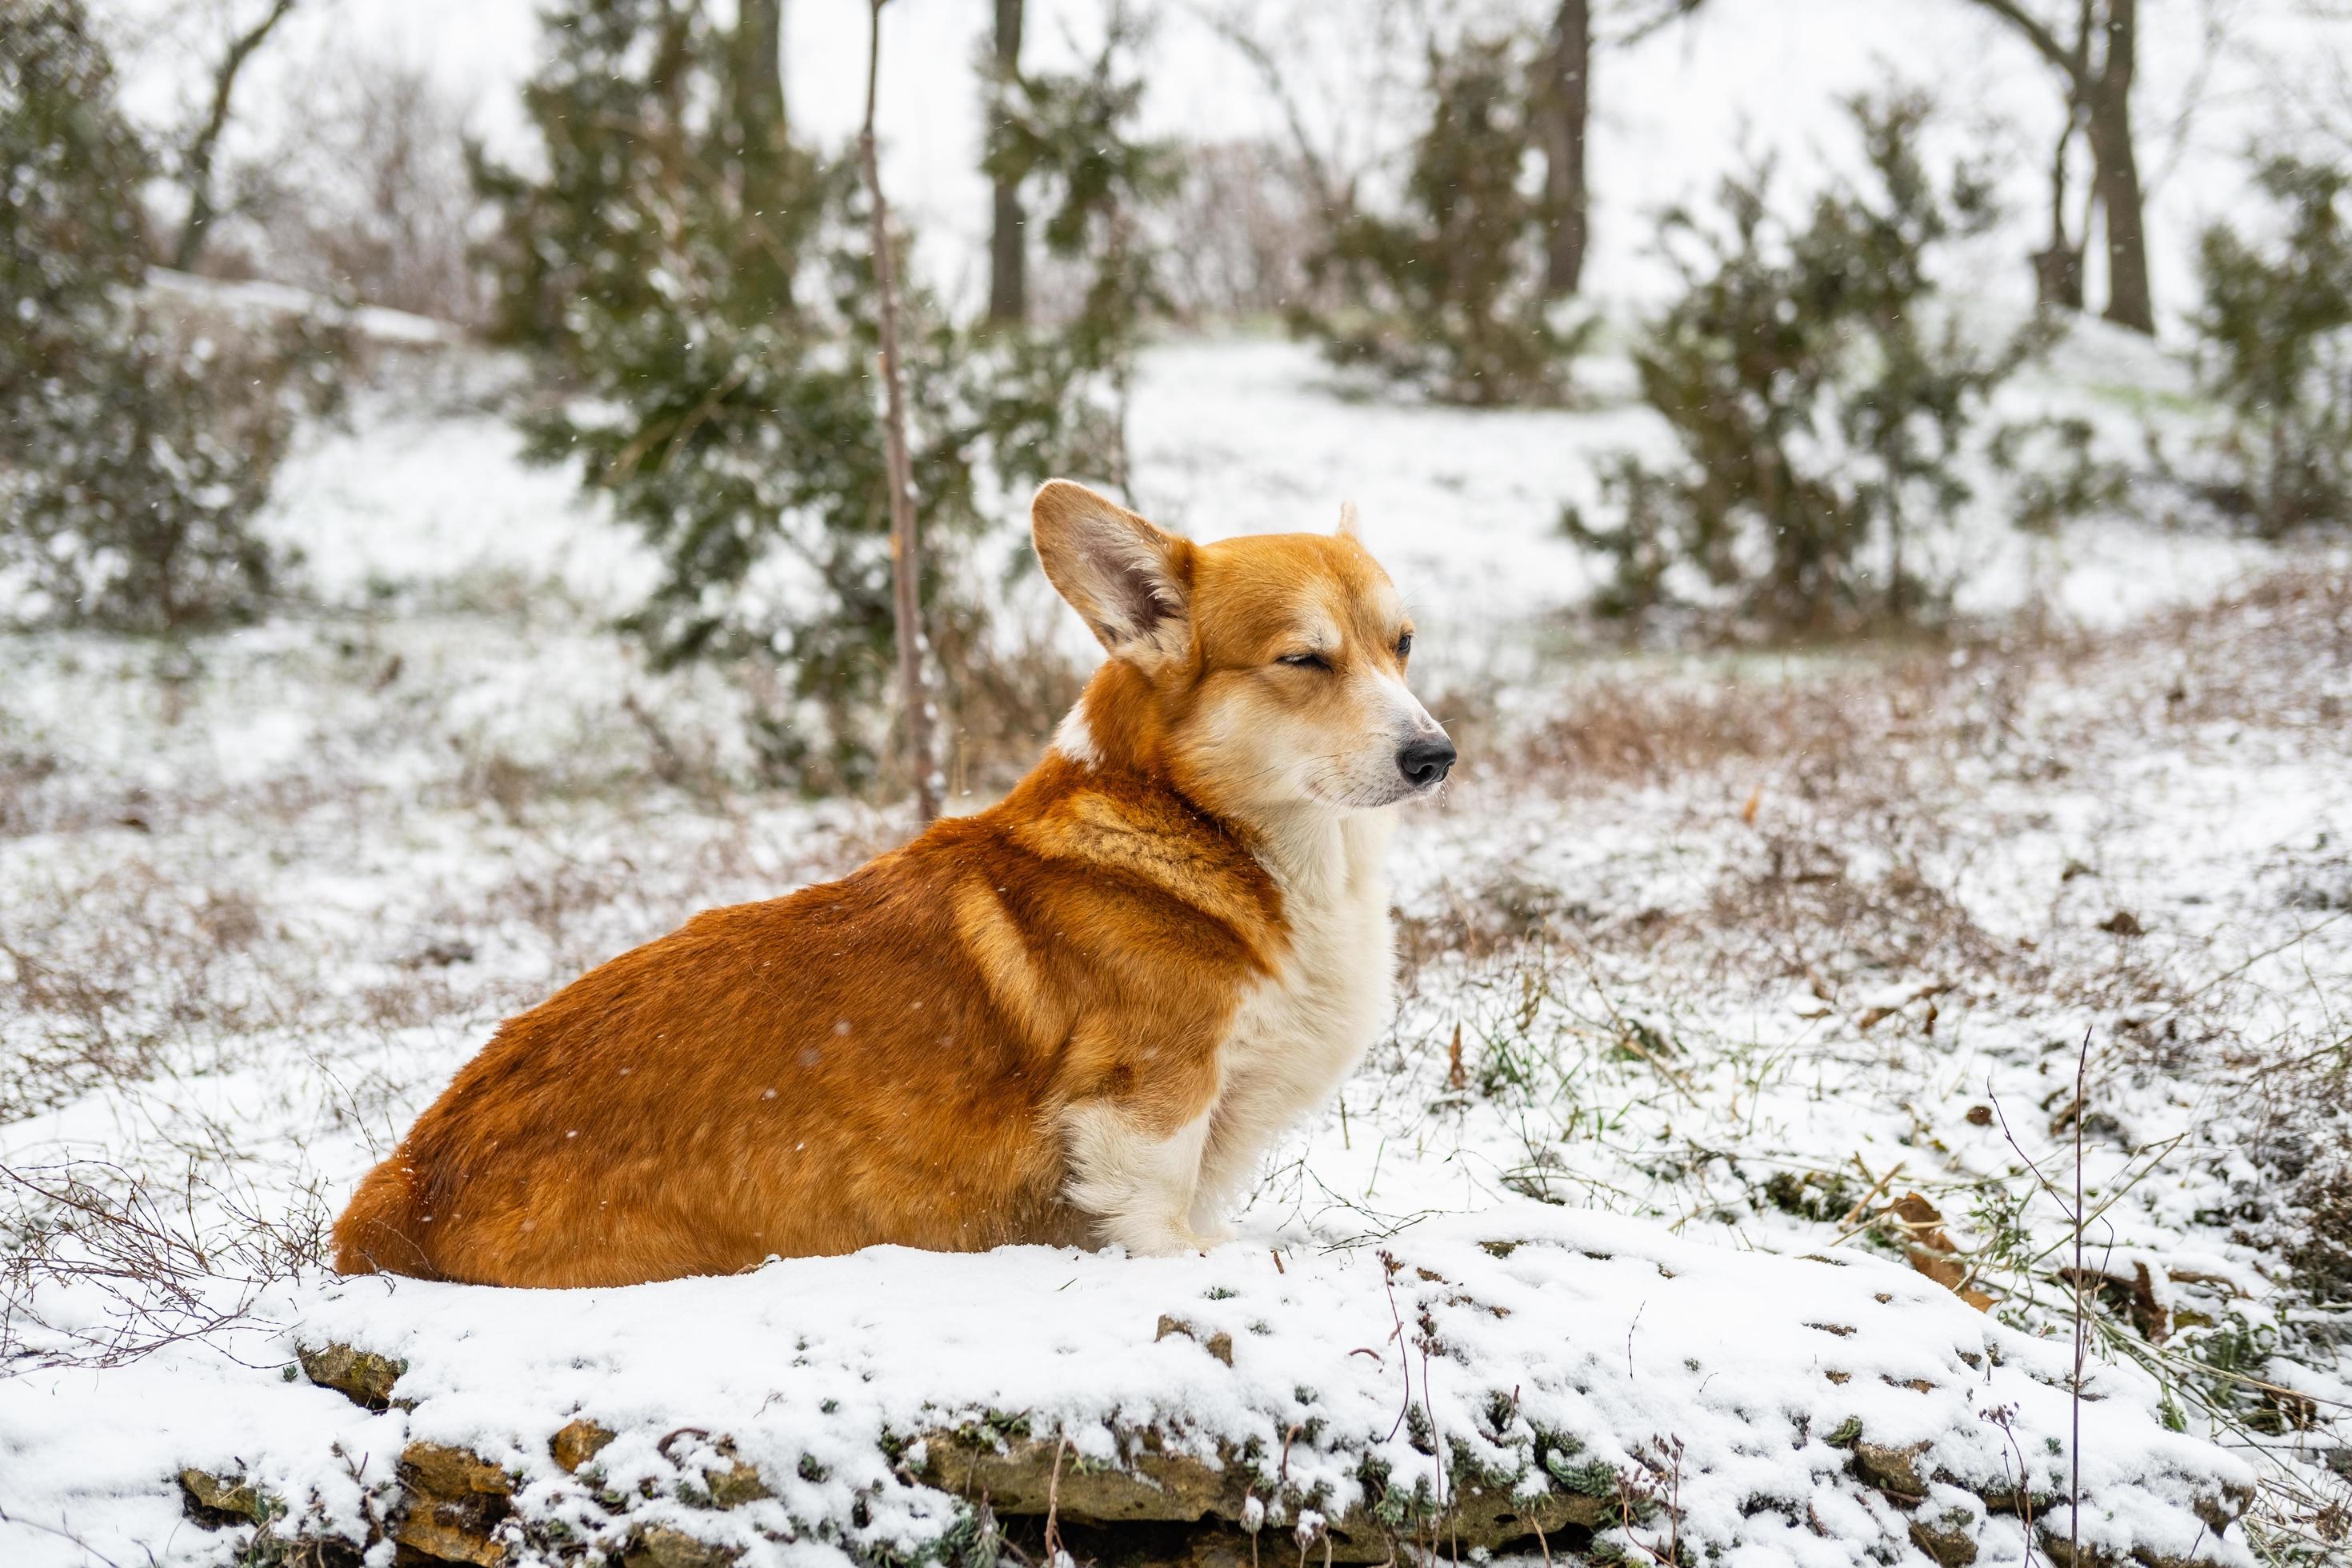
1377, 1253, 1413, 1442
857, 0, 938, 823
1184, 3, 1344, 213
1831, 1157, 1907, 1239
0, 1505, 128, 1568
1978, 1403, 2036, 1563
1043, 1430, 1068, 1566
2070, 1026, 2089, 1568
1617, 1435, 1686, 1566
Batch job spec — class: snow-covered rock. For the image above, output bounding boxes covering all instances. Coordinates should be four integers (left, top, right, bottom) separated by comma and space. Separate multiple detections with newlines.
113, 1208, 2256, 1568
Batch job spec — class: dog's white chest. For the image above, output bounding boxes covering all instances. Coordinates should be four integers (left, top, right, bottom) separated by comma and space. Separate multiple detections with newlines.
1218, 811, 1398, 1118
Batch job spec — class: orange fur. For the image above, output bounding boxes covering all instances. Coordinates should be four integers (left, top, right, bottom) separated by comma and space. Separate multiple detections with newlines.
333, 481, 1448, 1286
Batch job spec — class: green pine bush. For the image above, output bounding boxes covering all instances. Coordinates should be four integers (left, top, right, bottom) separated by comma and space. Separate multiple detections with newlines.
0, 0, 340, 632
2190, 154, 2352, 537
478, 0, 1153, 790
1295, 36, 1585, 407
1568, 94, 2054, 631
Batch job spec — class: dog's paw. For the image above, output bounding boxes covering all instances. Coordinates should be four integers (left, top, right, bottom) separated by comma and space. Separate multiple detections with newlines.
1183, 1218, 1239, 1250
1114, 1217, 1235, 1256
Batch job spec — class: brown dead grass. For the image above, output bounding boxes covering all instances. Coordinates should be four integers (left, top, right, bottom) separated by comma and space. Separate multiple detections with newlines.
1413, 562, 2351, 1049
1406, 632, 2038, 998
937, 622, 1091, 802
1502, 649, 1962, 790
0, 865, 289, 1119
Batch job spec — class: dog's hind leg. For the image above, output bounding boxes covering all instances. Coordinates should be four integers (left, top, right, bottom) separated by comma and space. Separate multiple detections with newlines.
1060, 1099, 1225, 1255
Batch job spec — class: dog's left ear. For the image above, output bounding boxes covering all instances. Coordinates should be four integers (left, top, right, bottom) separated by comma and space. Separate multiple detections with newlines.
1335, 501, 1362, 540
1032, 480, 1194, 666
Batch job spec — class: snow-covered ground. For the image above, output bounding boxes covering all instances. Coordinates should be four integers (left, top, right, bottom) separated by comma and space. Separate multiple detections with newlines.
2, 335, 2347, 1566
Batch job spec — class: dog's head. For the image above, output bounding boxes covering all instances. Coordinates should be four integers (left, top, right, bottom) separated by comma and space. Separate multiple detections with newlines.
1033, 479, 1453, 815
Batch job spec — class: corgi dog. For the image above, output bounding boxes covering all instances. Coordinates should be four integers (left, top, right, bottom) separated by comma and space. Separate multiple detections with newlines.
332, 480, 1454, 1286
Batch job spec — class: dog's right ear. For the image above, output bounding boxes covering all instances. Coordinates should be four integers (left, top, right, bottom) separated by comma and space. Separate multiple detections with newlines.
1032, 480, 1194, 664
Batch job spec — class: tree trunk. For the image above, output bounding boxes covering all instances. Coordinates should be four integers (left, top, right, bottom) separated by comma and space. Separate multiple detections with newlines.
730, 0, 791, 307
2033, 110, 2084, 310
1964, 0, 2151, 333
1535, 0, 1590, 297
172, 0, 298, 272
730, 0, 788, 193
860, 0, 938, 823
987, 0, 1027, 324
2086, 0, 2152, 334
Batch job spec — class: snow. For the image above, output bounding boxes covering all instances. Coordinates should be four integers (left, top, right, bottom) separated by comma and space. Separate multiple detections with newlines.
144, 270, 468, 349
2, 327, 2346, 1565
20, 0, 2352, 1550
0, 1212, 2260, 1568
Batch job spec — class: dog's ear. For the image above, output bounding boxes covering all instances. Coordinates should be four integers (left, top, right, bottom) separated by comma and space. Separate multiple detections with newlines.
1335, 500, 1362, 540
1032, 480, 1194, 663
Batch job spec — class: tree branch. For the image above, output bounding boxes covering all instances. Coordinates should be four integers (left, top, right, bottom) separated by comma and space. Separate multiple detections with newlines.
1965, 0, 2086, 85
1188, 3, 1346, 215
1614, 0, 1709, 49
174, 0, 299, 271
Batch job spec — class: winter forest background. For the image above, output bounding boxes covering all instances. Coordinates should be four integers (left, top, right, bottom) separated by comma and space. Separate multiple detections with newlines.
4, 1, 2352, 1565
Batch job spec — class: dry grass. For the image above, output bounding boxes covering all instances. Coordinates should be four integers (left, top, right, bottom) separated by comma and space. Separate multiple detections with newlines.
0, 1155, 333, 1369
1503, 646, 1964, 790
1402, 635, 2034, 999
936, 616, 1091, 804
1427, 567, 2350, 1002
0, 865, 290, 1119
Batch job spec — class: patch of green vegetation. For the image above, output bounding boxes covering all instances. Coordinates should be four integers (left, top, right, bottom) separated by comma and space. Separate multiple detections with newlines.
2082, 381, 2210, 418
1761, 1170, 1856, 1225
1546, 1454, 1621, 1498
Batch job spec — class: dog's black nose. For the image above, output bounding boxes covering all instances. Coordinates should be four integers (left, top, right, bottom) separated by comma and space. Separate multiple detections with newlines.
1397, 737, 1456, 789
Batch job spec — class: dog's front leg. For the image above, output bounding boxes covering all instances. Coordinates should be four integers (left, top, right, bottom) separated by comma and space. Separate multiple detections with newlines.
1059, 1098, 1226, 1255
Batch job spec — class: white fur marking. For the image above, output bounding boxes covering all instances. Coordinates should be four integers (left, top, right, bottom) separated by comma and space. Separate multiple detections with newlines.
1190, 809, 1398, 1230
1374, 670, 1442, 744
1062, 1101, 1223, 1254
1054, 702, 1100, 768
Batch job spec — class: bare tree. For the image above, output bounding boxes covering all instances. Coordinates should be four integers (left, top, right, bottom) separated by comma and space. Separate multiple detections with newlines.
1962, 0, 2154, 334
859, 0, 939, 822
1154, 138, 1323, 320
1193, 0, 1424, 221
726, 0, 791, 309
238, 61, 486, 321
989, 0, 1028, 323
1534, 0, 1590, 295
1532, 0, 1708, 300
729, 0, 787, 201
173, 0, 298, 272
